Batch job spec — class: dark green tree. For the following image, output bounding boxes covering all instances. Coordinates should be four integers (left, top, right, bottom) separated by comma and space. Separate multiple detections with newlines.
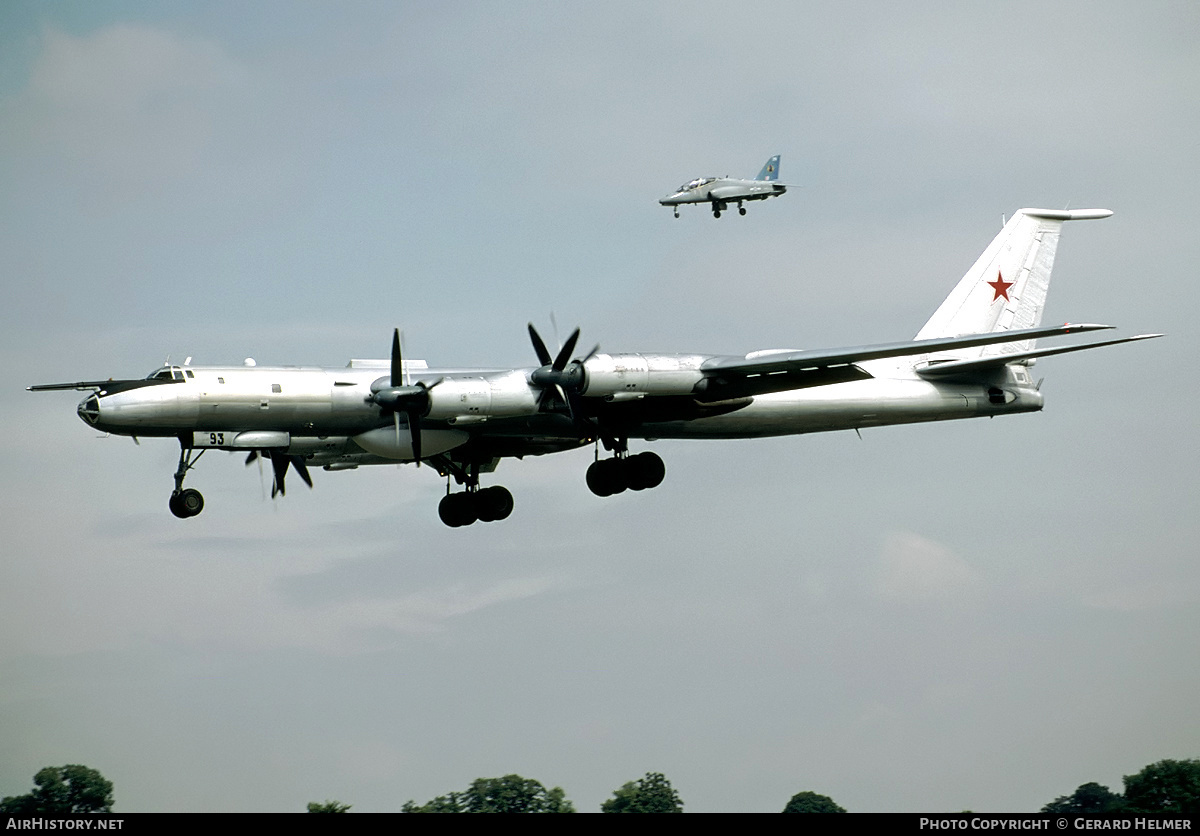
307, 799, 352, 812
782, 790, 846, 813
0, 765, 114, 815
1123, 759, 1200, 816
601, 772, 683, 813
403, 775, 574, 813
401, 792, 465, 813
1041, 782, 1124, 814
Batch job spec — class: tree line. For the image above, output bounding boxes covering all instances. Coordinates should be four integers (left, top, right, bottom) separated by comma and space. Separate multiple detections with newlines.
4, 759, 1199, 813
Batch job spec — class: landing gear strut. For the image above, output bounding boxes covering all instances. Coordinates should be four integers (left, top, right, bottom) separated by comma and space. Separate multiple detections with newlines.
585, 439, 666, 497
169, 444, 206, 519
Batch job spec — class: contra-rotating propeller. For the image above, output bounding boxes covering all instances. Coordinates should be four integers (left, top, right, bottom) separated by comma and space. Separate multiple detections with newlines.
527, 322, 598, 419
244, 449, 313, 498
369, 328, 441, 465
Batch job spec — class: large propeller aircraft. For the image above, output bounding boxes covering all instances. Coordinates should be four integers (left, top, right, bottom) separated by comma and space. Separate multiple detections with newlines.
30, 208, 1158, 527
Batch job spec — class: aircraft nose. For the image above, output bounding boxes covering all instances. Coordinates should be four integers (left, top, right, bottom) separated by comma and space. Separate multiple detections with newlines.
659, 192, 682, 205
77, 394, 101, 426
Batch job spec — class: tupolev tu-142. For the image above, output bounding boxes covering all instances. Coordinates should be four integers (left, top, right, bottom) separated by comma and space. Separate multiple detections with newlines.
30, 208, 1159, 527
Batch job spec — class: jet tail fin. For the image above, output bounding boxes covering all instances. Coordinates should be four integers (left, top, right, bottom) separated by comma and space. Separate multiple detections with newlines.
755, 155, 781, 181
914, 209, 1112, 359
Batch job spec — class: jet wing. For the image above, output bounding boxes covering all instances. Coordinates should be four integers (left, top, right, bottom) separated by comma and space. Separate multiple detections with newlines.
694, 323, 1114, 400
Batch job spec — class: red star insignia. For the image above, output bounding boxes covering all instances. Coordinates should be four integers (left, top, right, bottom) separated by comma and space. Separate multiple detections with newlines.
987, 271, 1014, 302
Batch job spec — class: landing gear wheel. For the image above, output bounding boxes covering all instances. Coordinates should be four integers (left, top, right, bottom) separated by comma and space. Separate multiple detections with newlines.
476, 486, 514, 522
438, 492, 477, 528
169, 488, 204, 518
587, 458, 629, 496
738, 206, 747, 216
626, 452, 666, 491
713, 208, 722, 218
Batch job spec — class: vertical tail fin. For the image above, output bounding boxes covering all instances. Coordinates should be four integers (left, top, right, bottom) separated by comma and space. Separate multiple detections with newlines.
755, 155, 781, 181
914, 209, 1112, 357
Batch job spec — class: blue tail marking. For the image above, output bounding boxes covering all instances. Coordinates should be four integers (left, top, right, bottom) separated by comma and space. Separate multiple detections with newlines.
755, 155, 781, 181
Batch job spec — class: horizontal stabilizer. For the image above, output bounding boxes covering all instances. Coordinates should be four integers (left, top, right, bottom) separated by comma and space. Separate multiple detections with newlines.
702, 323, 1113, 376
917, 333, 1163, 377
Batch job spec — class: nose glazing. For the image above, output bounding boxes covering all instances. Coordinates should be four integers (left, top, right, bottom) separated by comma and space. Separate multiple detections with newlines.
78, 394, 100, 425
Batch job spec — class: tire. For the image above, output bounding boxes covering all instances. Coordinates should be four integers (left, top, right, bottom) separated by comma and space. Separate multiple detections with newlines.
481, 486, 514, 521
634, 452, 665, 489
439, 493, 476, 527
586, 460, 614, 497
179, 488, 204, 517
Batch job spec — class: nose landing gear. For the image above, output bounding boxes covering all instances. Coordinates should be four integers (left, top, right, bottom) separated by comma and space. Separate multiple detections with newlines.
169, 444, 206, 518
169, 488, 204, 518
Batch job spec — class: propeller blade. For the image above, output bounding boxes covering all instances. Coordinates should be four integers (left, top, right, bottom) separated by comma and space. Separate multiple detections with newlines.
528, 323, 552, 367
554, 327, 581, 371
408, 408, 423, 465
390, 328, 403, 388
269, 450, 288, 497
291, 456, 313, 489
245, 450, 259, 466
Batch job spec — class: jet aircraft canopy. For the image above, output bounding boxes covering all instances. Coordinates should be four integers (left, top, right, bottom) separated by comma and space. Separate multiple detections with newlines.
677, 177, 715, 192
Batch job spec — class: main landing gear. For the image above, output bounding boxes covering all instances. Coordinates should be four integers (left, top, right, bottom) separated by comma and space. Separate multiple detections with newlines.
711, 201, 746, 218
585, 440, 666, 497
438, 485, 514, 528
169, 445, 206, 518
435, 459, 514, 528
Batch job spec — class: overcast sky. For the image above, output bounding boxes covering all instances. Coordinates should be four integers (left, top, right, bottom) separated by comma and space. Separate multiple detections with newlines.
1, 1, 1197, 814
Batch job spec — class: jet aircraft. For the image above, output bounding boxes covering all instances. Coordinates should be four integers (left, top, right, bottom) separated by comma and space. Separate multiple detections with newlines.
30, 208, 1158, 528
659, 154, 787, 218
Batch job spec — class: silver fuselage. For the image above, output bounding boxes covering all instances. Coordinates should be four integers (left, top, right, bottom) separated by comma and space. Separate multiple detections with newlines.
77, 354, 1043, 469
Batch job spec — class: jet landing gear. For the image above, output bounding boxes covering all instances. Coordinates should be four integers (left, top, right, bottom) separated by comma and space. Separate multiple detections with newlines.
585, 445, 666, 498
169, 445, 206, 519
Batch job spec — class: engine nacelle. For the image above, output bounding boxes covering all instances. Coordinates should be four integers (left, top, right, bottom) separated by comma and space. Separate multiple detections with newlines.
425, 371, 539, 422
579, 354, 705, 399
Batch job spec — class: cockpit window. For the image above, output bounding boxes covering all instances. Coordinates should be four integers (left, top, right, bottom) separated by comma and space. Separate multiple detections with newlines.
678, 177, 715, 192
146, 366, 185, 381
